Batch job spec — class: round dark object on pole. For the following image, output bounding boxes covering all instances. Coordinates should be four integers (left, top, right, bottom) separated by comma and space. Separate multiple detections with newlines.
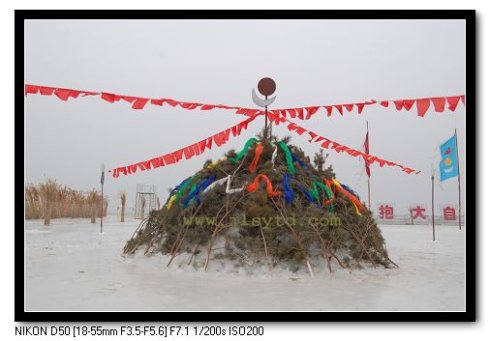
257, 77, 276, 96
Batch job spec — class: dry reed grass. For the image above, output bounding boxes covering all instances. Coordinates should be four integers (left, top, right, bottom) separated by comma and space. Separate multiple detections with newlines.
25, 179, 109, 224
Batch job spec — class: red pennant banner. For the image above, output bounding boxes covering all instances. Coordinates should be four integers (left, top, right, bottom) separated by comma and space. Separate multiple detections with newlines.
25, 84, 465, 120
109, 113, 263, 178
271, 95, 464, 120
25, 84, 247, 114
266, 112, 420, 175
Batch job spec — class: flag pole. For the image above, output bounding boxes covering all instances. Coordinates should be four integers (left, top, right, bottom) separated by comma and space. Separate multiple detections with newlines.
366, 121, 371, 211
431, 174, 435, 241
455, 128, 462, 230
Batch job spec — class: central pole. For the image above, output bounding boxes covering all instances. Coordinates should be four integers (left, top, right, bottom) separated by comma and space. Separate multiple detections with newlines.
264, 95, 269, 141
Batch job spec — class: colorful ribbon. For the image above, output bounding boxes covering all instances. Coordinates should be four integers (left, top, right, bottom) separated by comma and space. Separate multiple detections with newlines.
278, 141, 295, 175
331, 178, 364, 216
206, 157, 227, 169
249, 142, 264, 173
271, 144, 278, 168
203, 177, 228, 193
291, 152, 307, 168
296, 183, 316, 204
282, 173, 296, 205
246, 174, 282, 197
225, 175, 245, 194
183, 176, 217, 207
229, 138, 259, 164
165, 194, 177, 209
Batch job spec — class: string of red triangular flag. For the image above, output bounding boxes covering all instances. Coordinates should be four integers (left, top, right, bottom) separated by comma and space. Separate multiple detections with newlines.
109, 113, 262, 178
24, 84, 260, 117
25, 83, 464, 118
266, 111, 420, 175
270, 95, 465, 120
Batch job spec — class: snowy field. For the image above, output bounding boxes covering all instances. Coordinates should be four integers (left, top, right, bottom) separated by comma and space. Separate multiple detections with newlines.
24, 215, 465, 312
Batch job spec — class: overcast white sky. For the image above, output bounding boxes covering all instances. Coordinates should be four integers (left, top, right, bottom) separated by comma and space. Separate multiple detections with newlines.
24, 19, 466, 216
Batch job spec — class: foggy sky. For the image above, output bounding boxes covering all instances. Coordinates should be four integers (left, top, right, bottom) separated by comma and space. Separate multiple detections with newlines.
24, 19, 466, 217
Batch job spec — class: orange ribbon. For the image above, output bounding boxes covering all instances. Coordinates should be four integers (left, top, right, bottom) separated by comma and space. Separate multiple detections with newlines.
248, 143, 264, 173
246, 174, 282, 197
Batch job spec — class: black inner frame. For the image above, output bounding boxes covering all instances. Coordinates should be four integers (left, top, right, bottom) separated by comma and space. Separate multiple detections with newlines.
15, 9, 477, 322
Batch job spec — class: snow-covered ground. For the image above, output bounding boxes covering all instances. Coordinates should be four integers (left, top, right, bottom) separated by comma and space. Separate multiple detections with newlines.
24, 215, 465, 311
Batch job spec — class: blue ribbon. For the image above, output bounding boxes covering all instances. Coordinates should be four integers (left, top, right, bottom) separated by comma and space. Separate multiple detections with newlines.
183, 176, 217, 207
296, 183, 316, 204
282, 174, 296, 205
165, 177, 190, 204
291, 152, 307, 168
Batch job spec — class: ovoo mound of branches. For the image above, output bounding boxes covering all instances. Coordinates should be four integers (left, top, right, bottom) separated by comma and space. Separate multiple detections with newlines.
123, 130, 397, 275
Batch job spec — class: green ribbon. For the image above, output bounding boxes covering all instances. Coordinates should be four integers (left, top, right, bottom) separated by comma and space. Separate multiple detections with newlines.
314, 180, 334, 211
308, 180, 334, 211
229, 138, 259, 164
308, 182, 320, 201
175, 177, 195, 200
278, 141, 295, 175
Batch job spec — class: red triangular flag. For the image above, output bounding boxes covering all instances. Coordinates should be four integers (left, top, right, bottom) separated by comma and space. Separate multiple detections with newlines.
416, 98, 431, 117
356, 103, 365, 114
324, 106, 333, 117
431, 97, 446, 112
150, 98, 164, 106
344, 104, 354, 112
121, 96, 137, 103
305, 106, 319, 119
163, 153, 176, 165
287, 109, 297, 118
334, 105, 343, 115
164, 99, 179, 107
206, 137, 213, 150
198, 140, 207, 153
308, 131, 318, 143
25, 84, 39, 95
461, 95, 466, 105
380, 101, 389, 107
132, 98, 149, 110
200, 104, 215, 110
39, 86, 55, 96
402, 99, 415, 111
296, 108, 304, 120
394, 100, 404, 111
173, 149, 184, 162
447, 96, 460, 111
54, 89, 73, 101
101, 92, 116, 103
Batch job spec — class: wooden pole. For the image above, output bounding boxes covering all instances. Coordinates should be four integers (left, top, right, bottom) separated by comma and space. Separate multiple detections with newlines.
264, 95, 269, 141
100, 166, 105, 233
100, 182, 104, 233
366, 121, 371, 210
454, 128, 462, 230
431, 174, 435, 241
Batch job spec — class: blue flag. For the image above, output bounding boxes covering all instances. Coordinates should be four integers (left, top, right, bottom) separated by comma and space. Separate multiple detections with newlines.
439, 133, 459, 181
